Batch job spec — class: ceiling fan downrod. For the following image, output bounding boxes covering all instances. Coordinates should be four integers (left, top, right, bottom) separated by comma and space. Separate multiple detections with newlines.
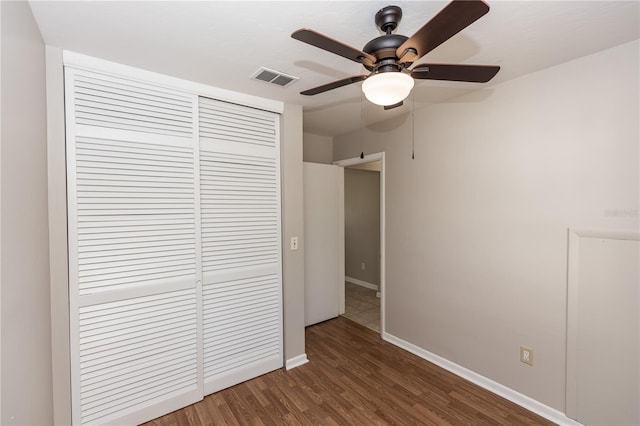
375, 5, 402, 34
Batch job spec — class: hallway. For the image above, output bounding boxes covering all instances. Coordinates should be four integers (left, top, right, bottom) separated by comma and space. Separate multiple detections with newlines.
343, 281, 380, 332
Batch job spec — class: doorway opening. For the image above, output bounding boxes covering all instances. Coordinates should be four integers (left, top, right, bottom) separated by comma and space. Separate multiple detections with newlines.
334, 153, 385, 334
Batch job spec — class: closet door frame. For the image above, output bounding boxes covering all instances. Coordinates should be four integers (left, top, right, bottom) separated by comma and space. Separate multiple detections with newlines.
59, 51, 284, 425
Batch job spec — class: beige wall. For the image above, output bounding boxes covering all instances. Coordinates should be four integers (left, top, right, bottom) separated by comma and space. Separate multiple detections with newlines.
282, 104, 307, 361
344, 168, 380, 286
303, 132, 333, 164
1, 2, 53, 424
333, 40, 639, 411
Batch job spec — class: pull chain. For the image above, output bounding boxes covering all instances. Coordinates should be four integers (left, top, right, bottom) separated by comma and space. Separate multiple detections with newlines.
411, 91, 415, 160
360, 90, 365, 159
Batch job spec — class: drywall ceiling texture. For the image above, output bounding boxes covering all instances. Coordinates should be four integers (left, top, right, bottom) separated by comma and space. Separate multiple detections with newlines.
27, 1, 640, 137
333, 39, 639, 412
1, 1, 53, 424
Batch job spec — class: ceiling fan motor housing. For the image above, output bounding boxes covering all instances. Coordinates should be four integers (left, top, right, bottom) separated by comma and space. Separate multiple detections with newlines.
363, 34, 408, 71
362, 5, 407, 72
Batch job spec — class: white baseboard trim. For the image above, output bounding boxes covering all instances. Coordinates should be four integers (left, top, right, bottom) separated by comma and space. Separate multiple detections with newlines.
382, 332, 583, 426
285, 354, 309, 370
345, 276, 379, 291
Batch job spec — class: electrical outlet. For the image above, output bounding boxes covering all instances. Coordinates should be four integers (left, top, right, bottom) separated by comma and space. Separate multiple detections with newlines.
361, 262, 366, 270
290, 236, 298, 251
520, 346, 534, 366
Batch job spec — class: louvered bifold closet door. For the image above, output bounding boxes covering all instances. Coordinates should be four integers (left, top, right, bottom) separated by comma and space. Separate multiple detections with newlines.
65, 68, 203, 425
199, 97, 283, 394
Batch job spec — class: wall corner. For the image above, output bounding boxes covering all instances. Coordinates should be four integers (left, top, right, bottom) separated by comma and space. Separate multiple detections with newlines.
281, 103, 306, 362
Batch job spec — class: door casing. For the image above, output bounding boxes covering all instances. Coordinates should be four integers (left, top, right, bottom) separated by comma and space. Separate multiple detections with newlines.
334, 153, 386, 334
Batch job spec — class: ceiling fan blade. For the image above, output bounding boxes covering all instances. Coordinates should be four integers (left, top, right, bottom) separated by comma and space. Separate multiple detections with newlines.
300, 75, 368, 96
411, 64, 499, 82
292, 29, 376, 67
396, 0, 490, 63
384, 101, 403, 110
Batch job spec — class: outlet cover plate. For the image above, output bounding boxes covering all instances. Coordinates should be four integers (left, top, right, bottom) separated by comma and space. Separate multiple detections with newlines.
520, 346, 534, 366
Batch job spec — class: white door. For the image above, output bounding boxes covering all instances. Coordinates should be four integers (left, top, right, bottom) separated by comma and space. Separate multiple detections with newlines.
65, 68, 202, 425
198, 97, 283, 394
303, 163, 344, 326
566, 230, 639, 426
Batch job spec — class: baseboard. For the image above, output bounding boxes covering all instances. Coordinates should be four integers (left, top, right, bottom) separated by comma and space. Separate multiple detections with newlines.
345, 276, 379, 291
285, 353, 309, 370
382, 332, 583, 426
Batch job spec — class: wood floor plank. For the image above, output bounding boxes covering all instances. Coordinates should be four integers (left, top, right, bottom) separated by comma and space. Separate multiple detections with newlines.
143, 317, 556, 426
231, 381, 274, 425
192, 398, 215, 425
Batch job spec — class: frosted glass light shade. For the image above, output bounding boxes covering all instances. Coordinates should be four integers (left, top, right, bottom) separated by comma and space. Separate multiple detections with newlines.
362, 72, 414, 106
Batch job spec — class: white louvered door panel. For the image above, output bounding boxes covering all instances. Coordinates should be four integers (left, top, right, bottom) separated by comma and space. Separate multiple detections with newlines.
66, 68, 203, 425
199, 97, 283, 394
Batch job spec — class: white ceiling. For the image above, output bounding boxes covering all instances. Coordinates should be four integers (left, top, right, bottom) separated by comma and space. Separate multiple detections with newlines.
29, 1, 639, 137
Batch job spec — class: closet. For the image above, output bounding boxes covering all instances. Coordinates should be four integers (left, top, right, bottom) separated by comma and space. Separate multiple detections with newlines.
64, 56, 283, 425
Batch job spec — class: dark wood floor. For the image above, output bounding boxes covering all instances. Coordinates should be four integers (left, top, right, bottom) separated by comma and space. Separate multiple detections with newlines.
145, 317, 555, 425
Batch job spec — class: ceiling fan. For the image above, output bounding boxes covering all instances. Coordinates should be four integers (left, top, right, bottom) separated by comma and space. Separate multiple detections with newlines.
291, 0, 500, 109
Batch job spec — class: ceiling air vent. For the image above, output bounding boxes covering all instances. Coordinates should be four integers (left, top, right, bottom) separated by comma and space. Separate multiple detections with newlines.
251, 67, 298, 87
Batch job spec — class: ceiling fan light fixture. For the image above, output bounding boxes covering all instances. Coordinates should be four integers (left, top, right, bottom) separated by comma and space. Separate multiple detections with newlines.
362, 71, 414, 106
